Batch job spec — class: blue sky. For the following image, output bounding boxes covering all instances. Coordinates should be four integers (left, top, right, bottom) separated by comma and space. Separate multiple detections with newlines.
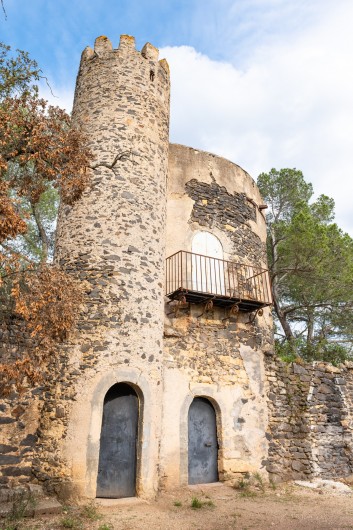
2, 0, 353, 235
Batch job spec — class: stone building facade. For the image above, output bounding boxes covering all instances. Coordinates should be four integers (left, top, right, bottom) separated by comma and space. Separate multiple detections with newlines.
1, 35, 353, 500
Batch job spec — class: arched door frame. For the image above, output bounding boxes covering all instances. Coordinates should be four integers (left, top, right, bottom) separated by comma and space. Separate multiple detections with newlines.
85, 369, 152, 498
96, 382, 140, 498
188, 397, 219, 484
179, 387, 223, 486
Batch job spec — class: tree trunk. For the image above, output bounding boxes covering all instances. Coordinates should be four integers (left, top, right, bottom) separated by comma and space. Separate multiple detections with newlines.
307, 311, 314, 346
272, 288, 295, 343
269, 228, 296, 347
32, 202, 49, 263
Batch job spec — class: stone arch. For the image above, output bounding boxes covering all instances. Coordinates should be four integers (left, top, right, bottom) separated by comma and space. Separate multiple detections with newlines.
188, 397, 219, 484
96, 382, 141, 498
65, 368, 157, 499
179, 388, 223, 486
191, 231, 225, 295
191, 231, 224, 259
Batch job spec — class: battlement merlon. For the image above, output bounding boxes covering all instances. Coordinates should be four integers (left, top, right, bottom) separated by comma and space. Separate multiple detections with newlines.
79, 35, 169, 73
141, 42, 159, 61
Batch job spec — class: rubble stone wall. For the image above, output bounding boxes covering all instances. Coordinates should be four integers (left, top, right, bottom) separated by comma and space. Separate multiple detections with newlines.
265, 357, 353, 481
15, 34, 171, 499
2, 330, 353, 491
0, 319, 43, 488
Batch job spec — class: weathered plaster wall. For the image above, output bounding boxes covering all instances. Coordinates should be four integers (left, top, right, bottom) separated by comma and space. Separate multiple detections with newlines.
166, 144, 267, 265
160, 144, 273, 488
160, 309, 272, 489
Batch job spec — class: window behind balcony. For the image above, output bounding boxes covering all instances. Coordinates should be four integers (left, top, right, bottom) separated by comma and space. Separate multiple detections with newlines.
191, 232, 225, 295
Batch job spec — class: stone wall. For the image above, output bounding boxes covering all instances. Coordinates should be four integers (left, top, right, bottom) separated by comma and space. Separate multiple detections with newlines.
0, 318, 42, 488
160, 306, 272, 488
3, 326, 353, 492
166, 144, 268, 265
2, 34, 171, 500
1, 35, 353, 500
265, 356, 353, 481
185, 179, 266, 263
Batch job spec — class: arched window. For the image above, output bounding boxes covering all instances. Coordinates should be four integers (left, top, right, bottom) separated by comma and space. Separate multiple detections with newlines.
192, 231, 223, 260
191, 232, 225, 295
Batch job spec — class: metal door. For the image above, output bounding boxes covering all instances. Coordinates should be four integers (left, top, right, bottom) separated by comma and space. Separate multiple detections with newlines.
188, 397, 218, 484
96, 383, 138, 498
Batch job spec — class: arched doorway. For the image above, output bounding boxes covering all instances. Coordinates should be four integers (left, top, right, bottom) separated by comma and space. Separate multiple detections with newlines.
96, 383, 139, 498
188, 397, 219, 484
191, 232, 225, 295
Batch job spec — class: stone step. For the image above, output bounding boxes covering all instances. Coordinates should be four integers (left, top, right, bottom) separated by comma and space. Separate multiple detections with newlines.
0, 497, 62, 518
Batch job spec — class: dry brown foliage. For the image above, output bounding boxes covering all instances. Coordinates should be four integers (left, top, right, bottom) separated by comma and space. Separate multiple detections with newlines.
0, 94, 92, 207
0, 93, 93, 394
1, 262, 85, 397
0, 356, 45, 395
0, 265, 84, 395
0, 180, 27, 242
12, 265, 83, 342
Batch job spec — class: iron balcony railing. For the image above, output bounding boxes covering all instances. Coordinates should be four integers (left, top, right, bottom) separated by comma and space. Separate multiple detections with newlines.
165, 250, 272, 310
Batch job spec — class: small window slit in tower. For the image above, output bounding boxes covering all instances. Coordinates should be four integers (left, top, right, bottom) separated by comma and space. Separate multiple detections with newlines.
150, 70, 155, 82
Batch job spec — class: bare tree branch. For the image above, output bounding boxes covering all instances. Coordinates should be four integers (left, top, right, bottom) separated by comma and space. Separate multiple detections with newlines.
1, 0, 7, 19
90, 149, 136, 171
38, 74, 56, 97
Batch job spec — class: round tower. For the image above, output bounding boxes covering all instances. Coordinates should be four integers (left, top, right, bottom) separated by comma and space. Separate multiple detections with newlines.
54, 35, 170, 499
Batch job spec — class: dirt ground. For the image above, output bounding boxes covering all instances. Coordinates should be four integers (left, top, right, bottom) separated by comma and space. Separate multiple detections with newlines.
4, 481, 353, 530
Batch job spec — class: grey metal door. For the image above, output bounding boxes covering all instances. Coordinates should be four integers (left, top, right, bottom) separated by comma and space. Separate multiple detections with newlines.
96, 383, 138, 498
188, 397, 218, 484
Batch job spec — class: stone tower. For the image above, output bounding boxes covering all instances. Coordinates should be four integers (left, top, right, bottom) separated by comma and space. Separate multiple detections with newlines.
54, 35, 170, 498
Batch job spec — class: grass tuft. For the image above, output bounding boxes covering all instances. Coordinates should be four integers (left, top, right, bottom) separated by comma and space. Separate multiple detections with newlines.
190, 496, 215, 509
191, 497, 203, 509
253, 472, 265, 493
269, 478, 277, 490
60, 516, 82, 529
80, 501, 101, 520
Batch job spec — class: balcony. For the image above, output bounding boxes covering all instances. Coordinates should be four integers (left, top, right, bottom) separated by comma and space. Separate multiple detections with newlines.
165, 250, 272, 312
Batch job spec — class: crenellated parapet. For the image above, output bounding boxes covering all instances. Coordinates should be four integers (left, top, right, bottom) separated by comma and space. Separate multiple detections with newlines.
74, 35, 170, 117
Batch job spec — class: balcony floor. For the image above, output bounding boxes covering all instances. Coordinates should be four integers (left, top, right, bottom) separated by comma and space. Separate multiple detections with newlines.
166, 288, 271, 312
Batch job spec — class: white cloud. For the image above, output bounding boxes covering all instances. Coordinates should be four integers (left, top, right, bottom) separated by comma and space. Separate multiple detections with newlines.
160, 2, 353, 236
